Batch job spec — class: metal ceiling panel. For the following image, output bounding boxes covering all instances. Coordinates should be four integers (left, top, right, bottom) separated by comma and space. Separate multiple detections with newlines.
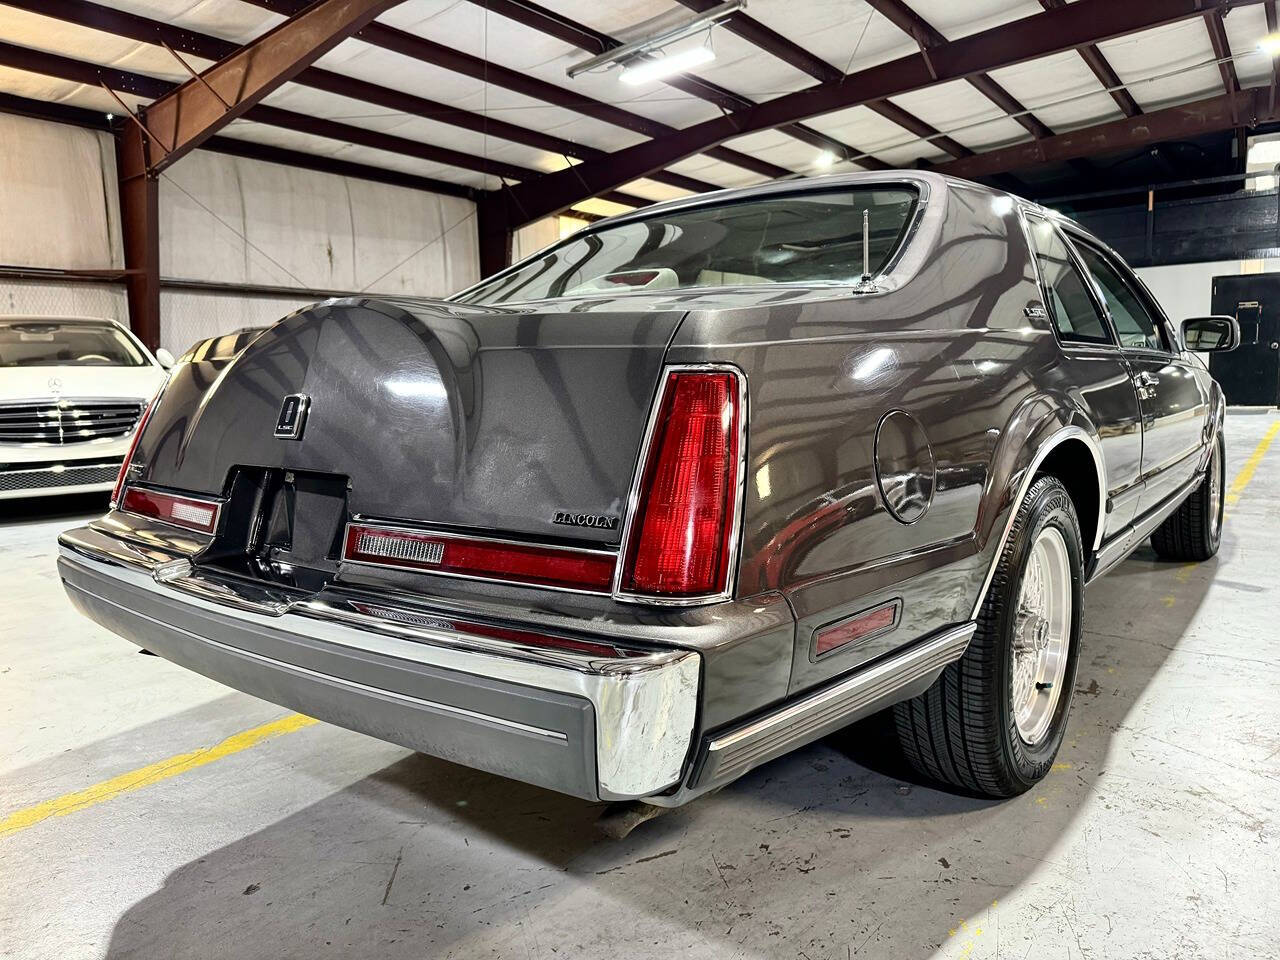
257, 84, 573, 173
0, 7, 195, 83
527, 0, 819, 102
368, 0, 723, 128
1096, 20, 1224, 111
986, 50, 1125, 132
662, 153, 769, 188
743, 0, 918, 77
217, 118, 499, 189
888, 78, 1030, 151
802, 103, 947, 166
909, 0, 1044, 40
311, 39, 651, 152
103, 0, 283, 45
1221, 5, 1273, 88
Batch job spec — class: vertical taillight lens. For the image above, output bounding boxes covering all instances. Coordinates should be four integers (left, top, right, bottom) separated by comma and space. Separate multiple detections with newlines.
618, 369, 743, 600
110, 392, 159, 508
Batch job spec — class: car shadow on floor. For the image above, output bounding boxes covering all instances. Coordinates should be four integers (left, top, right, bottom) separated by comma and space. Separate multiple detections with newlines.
0, 491, 107, 526
98, 553, 1216, 960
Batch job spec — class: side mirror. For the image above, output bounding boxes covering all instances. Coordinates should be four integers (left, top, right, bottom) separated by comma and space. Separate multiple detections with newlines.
1181, 316, 1239, 353
154, 347, 175, 369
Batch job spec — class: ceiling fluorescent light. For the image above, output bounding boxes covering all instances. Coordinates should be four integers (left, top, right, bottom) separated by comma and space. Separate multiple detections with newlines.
566, 0, 744, 79
620, 46, 716, 86
1260, 33, 1280, 56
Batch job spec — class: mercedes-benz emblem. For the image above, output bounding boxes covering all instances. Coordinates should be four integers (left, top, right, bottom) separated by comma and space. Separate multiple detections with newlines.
47, 376, 62, 392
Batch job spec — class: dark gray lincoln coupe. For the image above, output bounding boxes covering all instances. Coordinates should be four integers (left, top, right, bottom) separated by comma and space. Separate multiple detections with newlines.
58, 172, 1237, 807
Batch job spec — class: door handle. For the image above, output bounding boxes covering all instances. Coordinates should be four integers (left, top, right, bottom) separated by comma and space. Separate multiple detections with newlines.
1134, 371, 1160, 387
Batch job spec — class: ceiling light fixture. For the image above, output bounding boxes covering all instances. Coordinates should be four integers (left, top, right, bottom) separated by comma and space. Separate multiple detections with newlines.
814, 150, 837, 170
566, 0, 744, 80
1259, 32, 1280, 56
620, 45, 717, 86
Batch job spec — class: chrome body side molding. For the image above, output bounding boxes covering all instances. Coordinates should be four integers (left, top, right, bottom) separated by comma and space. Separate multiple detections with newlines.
1086, 470, 1203, 584
645, 622, 976, 806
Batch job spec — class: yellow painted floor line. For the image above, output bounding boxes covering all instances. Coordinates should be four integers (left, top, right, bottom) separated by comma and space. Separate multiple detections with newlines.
0, 713, 317, 839
1226, 420, 1280, 506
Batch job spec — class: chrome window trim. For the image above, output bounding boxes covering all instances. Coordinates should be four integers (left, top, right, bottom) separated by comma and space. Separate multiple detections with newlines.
969, 424, 1107, 621
610, 362, 749, 607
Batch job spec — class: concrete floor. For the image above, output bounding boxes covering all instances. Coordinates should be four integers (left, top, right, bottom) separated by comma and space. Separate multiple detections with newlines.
2, 411, 1278, 960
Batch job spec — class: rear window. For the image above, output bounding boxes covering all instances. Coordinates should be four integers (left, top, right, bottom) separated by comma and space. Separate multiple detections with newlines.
0, 321, 148, 367
456, 185, 920, 305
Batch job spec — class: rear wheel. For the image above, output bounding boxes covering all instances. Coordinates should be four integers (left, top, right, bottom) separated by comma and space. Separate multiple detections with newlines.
893, 475, 1083, 797
1150, 432, 1225, 562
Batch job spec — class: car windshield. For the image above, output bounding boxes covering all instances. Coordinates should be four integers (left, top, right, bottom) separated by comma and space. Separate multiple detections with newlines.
0, 321, 149, 368
455, 185, 920, 305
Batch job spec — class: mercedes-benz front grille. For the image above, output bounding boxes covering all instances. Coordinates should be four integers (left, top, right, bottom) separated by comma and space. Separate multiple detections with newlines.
0, 461, 122, 492
0, 400, 144, 445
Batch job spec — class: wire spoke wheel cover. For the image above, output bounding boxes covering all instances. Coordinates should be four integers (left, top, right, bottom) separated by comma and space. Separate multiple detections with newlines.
1011, 526, 1072, 745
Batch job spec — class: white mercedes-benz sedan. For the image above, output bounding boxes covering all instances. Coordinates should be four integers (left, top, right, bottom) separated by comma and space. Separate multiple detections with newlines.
1, 316, 170, 500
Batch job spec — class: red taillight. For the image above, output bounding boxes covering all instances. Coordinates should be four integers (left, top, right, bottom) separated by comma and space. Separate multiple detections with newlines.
618, 369, 743, 600
110, 392, 160, 508
343, 524, 616, 593
120, 487, 221, 534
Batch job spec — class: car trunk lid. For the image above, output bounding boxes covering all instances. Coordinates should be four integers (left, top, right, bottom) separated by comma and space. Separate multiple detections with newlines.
135, 297, 683, 557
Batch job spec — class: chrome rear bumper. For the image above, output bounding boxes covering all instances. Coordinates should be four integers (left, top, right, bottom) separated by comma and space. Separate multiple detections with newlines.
57, 524, 700, 802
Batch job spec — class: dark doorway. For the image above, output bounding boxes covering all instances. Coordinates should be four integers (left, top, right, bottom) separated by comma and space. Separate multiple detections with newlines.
1209, 274, 1280, 406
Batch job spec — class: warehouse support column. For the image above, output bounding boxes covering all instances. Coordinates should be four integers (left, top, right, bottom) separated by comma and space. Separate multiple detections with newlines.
110, 0, 408, 343
117, 120, 160, 351
477, 194, 512, 279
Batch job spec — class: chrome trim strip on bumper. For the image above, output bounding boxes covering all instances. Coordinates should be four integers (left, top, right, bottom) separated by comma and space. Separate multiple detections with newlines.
70, 578, 568, 743
57, 528, 700, 801
691, 622, 975, 792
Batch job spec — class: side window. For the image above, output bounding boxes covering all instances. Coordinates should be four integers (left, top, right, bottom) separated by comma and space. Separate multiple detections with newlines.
1025, 217, 1113, 345
1070, 240, 1168, 352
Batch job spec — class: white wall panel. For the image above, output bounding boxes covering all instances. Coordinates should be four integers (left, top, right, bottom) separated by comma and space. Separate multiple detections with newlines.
0, 113, 121, 270
159, 290, 317, 355
159, 149, 479, 296
0, 280, 127, 325
1137, 260, 1241, 321
512, 217, 560, 262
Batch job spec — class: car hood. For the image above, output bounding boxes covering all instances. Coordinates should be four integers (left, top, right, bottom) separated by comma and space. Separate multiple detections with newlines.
0, 365, 166, 404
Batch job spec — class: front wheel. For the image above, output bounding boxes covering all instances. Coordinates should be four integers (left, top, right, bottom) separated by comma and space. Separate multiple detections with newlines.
1150, 432, 1225, 562
893, 475, 1083, 797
